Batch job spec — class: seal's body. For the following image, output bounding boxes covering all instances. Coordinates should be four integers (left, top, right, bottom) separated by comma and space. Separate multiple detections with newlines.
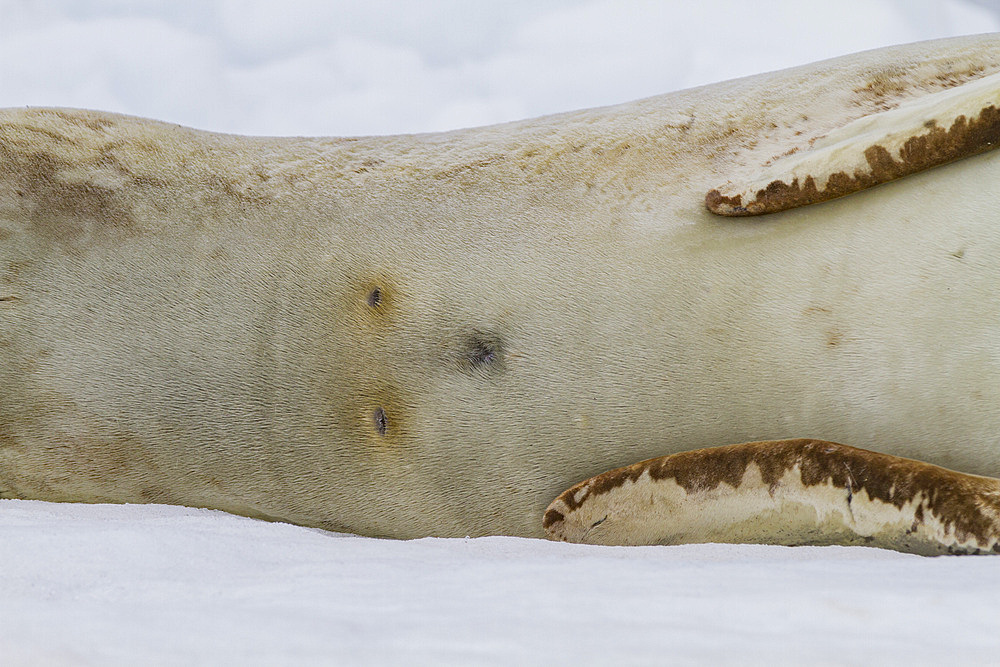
3, 35, 1000, 551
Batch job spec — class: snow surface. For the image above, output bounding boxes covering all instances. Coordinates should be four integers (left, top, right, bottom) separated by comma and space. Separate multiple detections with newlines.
3, 501, 999, 666
3, 1, 1000, 664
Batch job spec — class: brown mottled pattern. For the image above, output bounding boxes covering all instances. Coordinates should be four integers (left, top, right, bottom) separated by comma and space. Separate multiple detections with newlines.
544, 439, 1000, 550
705, 104, 1000, 216
0, 141, 136, 234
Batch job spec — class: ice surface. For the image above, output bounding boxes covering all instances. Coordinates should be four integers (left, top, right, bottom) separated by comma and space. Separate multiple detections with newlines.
2, 501, 999, 666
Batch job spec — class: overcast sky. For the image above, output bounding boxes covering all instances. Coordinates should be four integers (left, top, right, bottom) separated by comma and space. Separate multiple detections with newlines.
1, 1, 998, 136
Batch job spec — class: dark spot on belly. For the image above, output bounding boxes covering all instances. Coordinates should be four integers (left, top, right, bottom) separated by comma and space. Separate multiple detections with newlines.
355, 277, 396, 317
367, 287, 382, 308
463, 332, 505, 375
826, 328, 844, 348
373, 407, 388, 436
470, 341, 496, 366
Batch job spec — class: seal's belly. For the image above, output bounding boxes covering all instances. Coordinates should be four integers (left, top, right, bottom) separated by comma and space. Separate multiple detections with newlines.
261, 149, 1000, 538
702, 152, 1000, 477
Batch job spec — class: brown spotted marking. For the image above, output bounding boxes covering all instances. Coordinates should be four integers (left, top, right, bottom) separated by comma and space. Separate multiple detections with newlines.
851, 63, 987, 112
0, 109, 276, 243
0, 142, 137, 238
707, 68, 1000, 216
706, 104, 1000, 215
544, 439, 1000, 554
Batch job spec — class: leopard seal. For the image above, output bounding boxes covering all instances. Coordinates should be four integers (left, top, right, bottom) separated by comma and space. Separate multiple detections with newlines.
2, 34, 1000, 554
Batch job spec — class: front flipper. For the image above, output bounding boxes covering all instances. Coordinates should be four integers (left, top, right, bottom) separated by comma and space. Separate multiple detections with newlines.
706, 70, 1000, 216
544, 439, 1000, 555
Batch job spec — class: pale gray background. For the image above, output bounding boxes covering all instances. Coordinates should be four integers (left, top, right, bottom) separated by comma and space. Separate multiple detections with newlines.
2, 0, 999, 135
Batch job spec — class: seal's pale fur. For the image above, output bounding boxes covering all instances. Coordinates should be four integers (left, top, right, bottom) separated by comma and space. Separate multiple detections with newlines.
2, 35, 1000, 546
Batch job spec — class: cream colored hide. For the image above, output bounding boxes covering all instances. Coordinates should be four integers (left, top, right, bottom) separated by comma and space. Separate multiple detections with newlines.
2, 34, 1000, 554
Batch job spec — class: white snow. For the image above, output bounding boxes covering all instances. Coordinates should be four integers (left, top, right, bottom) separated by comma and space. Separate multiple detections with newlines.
3, 1, 1000, 664
3, 500, 999, 666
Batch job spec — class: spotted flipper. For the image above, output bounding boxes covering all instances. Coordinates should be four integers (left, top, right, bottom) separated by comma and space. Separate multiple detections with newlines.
544, 439, 1000, 555
706, 70, 1000, 216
